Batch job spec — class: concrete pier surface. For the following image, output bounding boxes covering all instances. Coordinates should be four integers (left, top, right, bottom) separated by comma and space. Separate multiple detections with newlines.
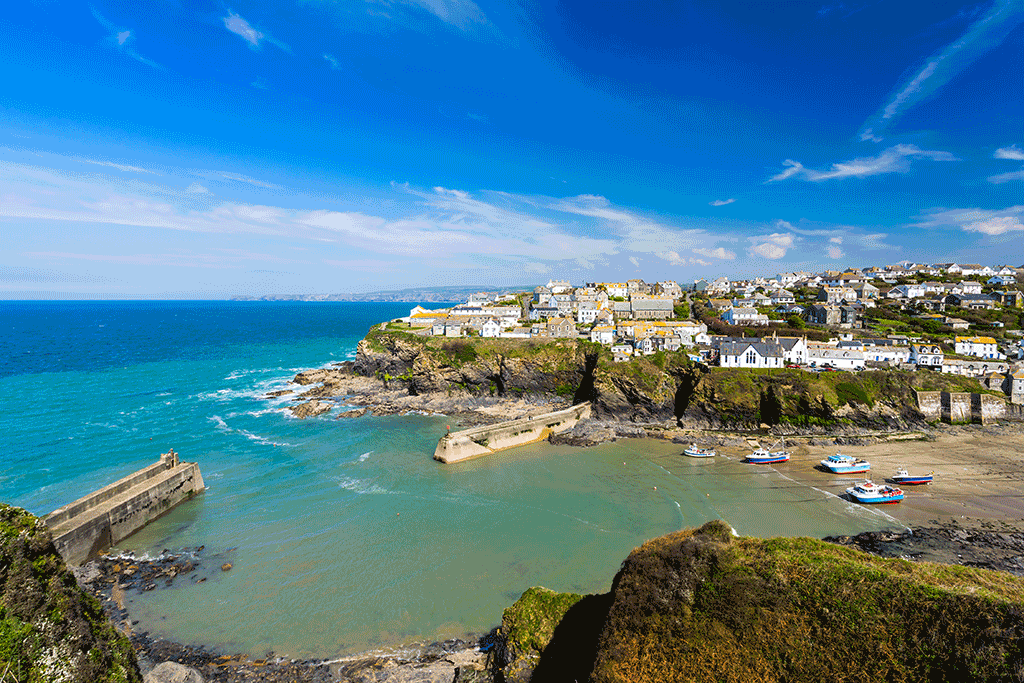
44, 450, 205, 565
434, 403, 591, 464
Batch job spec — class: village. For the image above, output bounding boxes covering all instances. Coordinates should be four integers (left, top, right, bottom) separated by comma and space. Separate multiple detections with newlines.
400, 261, 1024, 406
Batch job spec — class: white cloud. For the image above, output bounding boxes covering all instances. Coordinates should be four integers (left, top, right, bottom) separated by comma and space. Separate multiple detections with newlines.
767, 145, 956, 182
988, 168, 1024, 184
75, 157, 156, 174
693, 247, 736, 260
709, 198, 735, 206
323, 54, 341, 70
218, 171, 283, 190
826, 245, 844, 259
748, 232, 795, 260
861, 0, 1024, 135
964, 216, 1024, 235
915, 206, 1024, 236
187, 182, 210, 194
524, 262, 549, 275
385, 0, 488, 29
829, 236, 843, 244
994, 145, 1024, 160
860, 129, 883, 143
223, 11, 263, 46
91, 8, 161, 69
628, 256, 640, 267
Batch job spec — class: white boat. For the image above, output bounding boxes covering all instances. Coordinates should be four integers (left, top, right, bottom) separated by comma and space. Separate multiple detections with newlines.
746, 437, 790, 464
820, 453, 870, 474
846, 480, 904, 504
683, 444, 716, 458
891, 468, 933, 485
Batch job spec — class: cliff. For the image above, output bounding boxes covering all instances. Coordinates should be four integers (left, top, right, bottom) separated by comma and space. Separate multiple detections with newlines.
0, 504, 141, 683
499, 521, 1024, 683
350, 331, 995, 431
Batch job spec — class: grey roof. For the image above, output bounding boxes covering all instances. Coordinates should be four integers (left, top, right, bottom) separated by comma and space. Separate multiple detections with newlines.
631, 299, 674, 311
720, 340, 784, 358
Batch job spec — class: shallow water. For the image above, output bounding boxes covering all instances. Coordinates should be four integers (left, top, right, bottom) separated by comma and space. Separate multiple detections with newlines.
1, 301, 898, 658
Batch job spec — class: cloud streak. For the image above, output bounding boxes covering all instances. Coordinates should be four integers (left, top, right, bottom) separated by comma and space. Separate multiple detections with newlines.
767, 145, 955, 182
915, 205, 1024, 235
861, 0, 1024, 136
91, 7, 161, 68
709, 198, 735, 206
994, 145, 1024, 160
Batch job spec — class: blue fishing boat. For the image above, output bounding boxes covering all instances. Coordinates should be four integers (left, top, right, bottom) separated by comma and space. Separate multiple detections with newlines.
846, 480, 904, 504
745, 437, 790, 464
683, 444, 716, 458
820, 453, 870, 474
891, 468, 933, 485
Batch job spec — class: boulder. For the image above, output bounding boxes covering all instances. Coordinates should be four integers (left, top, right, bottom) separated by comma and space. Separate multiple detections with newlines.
289, 400, 333, 419
143, 662, 205, 683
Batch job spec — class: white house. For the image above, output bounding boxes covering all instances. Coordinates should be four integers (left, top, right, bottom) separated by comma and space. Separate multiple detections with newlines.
988, 275, 1017, 286
719, 340, 784, 368
776, 336, 808, 365
546, 279, 572, 294
864, 346, 911, 364
956, 281, 983, 295
910, 343, 944, 368
481, 318, 501, 338
576, 304, 600, 325
954, 336, 1003, 359
590, 325, 615, 345
721, 307, 769, 326
887, 283, 927, 299
808, 346, 865, 370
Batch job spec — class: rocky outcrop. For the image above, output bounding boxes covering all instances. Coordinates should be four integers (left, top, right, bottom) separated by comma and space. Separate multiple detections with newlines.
0, 504, 142, 682
288, 400, 333, 419
500, 521, 1024, 683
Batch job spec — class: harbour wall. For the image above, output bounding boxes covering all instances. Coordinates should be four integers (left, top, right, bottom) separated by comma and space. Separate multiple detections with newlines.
44, 451, 205, 565
914, 390, 1021, 425
434, 403, 592, 464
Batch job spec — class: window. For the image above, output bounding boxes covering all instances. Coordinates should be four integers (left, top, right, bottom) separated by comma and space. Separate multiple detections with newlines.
745, 350, 757, 366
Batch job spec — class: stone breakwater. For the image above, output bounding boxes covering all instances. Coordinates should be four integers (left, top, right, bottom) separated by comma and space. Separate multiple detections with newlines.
433, 403, 592, 463
44, 451, 205, 566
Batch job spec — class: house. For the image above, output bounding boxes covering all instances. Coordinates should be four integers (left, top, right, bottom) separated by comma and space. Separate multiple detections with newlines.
528, 305, 559, 321
956, 281, 983, 295
776, 336, 808, 365
771, 290, 796, 306
996, 265, 1019, 276
988, 275, 1017, 286
853, 282, 880, 301
942, 360, 1008, 378
719, 340, 784, 368
1010, 369, 1024, 404
721, 307, 769, 326
808, 345, 866, 370
818, 285, 858, 303
500, 327, 533, 339
887, 283, 927, 299
933, 263, 961, 274
576, 303, 600, 325
598, 282, 629, 299
631, 297, 674, 320
946, 293, 996, 310
533, 286, 552, 304
944, 317, 970, 330
654, 281, 683, 299
590, 325, 615, 345
994, 290, 1023, 308
548, 317, 576, 338
910, 343, 944, 368
807, 304, 859, 328
777, 272, 799, 287
863, 346, 911, 365
954, 336, 1003, 359
958, 264, 984, 276
431, 320, 447, 336
444, 321, 463, 338
546, 279, 572, 294
481, 318, 501, 338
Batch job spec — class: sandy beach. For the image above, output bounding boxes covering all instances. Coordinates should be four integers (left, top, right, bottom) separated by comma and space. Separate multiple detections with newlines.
703, 424, 1024, 531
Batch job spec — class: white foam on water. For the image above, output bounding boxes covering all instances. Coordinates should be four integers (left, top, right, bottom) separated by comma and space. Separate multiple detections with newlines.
334, 476, 391, 495
358, 451, 373, 462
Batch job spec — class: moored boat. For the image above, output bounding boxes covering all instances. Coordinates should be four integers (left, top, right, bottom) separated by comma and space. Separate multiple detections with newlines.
683, 444, 716, 458
820, 453, 870, 474
745, 437, 790, 464
846, 480, 904, 504
892, 468, 933, 485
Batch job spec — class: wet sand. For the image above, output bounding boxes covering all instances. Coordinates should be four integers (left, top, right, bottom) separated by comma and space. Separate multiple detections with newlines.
712, 424, 1024, 531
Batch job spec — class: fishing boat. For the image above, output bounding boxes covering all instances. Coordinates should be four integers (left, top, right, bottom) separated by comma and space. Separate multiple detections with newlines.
820, 453, 870, 474
745, 437, 790, 464
846, 480, 904, 504
892, 468, 933, 485
683, 444, 716, 458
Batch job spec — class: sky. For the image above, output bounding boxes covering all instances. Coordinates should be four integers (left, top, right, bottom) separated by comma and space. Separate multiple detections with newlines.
1, 0, 1023, 298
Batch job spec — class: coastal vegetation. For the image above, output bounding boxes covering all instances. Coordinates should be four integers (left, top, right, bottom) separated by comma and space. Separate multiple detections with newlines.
0, 504, 141, 683
501, 521, 1024, 683
356, 331, 996, 429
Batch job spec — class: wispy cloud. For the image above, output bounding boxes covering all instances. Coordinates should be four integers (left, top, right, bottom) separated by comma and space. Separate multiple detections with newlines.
709, 198, 735, 206
988, 168, 1024, 184
861, 0, 1024, 136
826, 236, 844, 259
223, 11, 291, 52
91, 7, 161, 69
75, 156, 157, 174
767, 144, 956, 182
323, 54, 341, 71
218, 171, 283, 190
381, 0, 488, 30
187, 182, 210, 194
994, 145, 1024, 160
915, 205, 1024, 235
628, 256, 640, 267
0, 266, 112, 284
657, 251, 711, 267
693, 247, 736, 260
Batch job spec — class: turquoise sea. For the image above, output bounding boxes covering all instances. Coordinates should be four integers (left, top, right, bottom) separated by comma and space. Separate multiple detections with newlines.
1, 301, 899, 659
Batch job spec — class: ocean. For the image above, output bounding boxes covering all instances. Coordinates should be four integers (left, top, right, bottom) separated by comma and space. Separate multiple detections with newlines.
0, 300, 899, 659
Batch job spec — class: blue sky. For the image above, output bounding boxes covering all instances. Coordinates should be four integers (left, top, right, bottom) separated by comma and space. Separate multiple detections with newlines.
1, 0, 1023, 297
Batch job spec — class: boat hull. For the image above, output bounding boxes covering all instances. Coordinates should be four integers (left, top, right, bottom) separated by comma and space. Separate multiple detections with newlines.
893, 476, 932, 485
746, 454, 790, 464
683, 449, 715, 458
823, 464, 870, 474
849, 494, 903, 504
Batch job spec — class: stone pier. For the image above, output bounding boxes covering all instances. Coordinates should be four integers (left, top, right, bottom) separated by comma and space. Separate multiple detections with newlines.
434, 403, 592, 464
44, 451, 205, 565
